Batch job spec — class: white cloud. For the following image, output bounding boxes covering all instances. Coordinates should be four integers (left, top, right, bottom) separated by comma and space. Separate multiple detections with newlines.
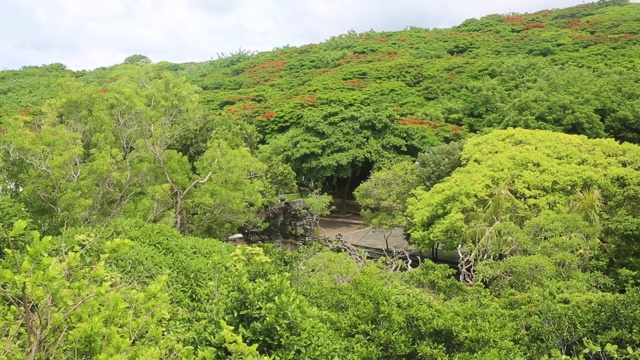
1, 0, 637, 70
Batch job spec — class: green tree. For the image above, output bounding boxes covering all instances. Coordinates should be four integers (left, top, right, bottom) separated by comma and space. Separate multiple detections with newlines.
273, 106, 437, 205
354, 161, 419, 249
416, 141, 464, 190
123, 54, 152, 64
0, 221, 179, 358
1, 71, 276, 238
0, 113, 88, 232
187, 139, 273, 238
407, 129, 640, 281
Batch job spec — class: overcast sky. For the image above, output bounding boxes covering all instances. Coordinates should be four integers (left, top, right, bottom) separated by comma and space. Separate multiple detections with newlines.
0, 0, 632, 70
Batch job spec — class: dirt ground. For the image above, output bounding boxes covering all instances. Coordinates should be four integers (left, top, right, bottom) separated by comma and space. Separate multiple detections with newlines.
318, 218, 410, 249
319, 218, 364, 240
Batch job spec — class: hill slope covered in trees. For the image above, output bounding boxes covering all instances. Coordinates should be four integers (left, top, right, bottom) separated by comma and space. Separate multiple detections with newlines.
2, 0, 640, 194
1, 1, 640, 358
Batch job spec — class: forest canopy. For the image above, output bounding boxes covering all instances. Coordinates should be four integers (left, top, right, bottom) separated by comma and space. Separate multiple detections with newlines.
1, 1, 640, 358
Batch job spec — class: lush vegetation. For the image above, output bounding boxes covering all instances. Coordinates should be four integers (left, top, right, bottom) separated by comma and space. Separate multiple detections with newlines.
1, 1, 640, 358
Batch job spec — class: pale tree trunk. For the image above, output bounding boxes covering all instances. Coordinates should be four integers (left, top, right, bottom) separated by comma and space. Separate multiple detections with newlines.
171, 172, 212, 234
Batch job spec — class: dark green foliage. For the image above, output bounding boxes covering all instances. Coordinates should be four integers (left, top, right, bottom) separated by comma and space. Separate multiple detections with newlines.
416, 141, 464, 190
123, 54, 152, 64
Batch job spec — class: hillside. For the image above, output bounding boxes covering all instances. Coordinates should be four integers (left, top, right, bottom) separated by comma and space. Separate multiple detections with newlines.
2, 1, 640, 198
188, 0, 640, 143
2, 2, 640, 359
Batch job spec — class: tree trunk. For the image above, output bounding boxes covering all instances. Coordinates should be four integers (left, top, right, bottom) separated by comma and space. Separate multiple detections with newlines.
341, 165, 361, 214
384, 231, 391, 251
341, 174, 352, 215
174, 194, 185, 234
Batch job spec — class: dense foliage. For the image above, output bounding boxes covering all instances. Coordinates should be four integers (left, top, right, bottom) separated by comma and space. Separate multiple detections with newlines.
1, 1, 640, 358
407, 129, 640, 284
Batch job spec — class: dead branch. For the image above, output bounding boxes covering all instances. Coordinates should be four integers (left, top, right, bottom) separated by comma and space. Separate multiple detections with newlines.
329, 234, 367, 267
458, 245, 475, 286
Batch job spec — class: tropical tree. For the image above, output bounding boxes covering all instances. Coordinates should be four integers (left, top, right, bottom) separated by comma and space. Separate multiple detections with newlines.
415, 141, 464, 190
354, 161, 419, 249
407, 129, 640, 283
0, 221, 178, 358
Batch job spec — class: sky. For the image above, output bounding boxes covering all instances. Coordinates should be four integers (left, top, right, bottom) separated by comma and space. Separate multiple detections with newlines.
0, 0, 631, 71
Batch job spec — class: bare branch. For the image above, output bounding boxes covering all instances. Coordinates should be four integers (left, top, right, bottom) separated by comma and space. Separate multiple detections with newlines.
329, 234, 367, 267
130, 305, 162, 346
183, 172, 212, 197
458, 245, 475, 286
0, 285, 22, 313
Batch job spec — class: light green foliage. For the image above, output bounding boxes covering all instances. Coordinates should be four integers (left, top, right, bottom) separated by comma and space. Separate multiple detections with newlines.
304, 191, 332, 219
408, 129, 640, 252
0, 221, 179, 358
0, 205, 637, 359
354, 161, 419, 231
407, 129, 640, 294
0, 64, 71, 113
441, 59, 612, 137
0, 113, 89, 232
0, 69, 277, 238
257, 135, 297, 195
294, 251, 527, 358
0, 196, 33, 255
271, 106, 438, 190
216, 321, 268, 359
226, 269, 342, 358
100, 221, 336, 358
123, 54, 152, 64
189, 139, 273, 237
295, 251, 435, 359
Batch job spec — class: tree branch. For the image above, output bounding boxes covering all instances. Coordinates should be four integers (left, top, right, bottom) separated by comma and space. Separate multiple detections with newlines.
183, 172, 212, 198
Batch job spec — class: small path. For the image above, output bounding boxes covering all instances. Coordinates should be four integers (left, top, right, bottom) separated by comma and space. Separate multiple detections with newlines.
318, 218, 409, 250
318, 216, 458, 266
319, 218, 363, 239
342, 227, 408, 249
